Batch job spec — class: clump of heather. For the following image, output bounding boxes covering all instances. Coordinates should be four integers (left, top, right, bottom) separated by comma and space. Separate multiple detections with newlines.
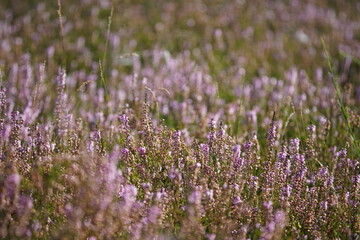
1, 0, 360, 239
0, 97, 358, 238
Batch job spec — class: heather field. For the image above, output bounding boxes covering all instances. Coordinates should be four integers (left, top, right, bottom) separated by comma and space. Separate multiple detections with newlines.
0, 0, 360, 239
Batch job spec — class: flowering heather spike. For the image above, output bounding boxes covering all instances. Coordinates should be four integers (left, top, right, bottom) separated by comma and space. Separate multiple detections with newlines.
266, 112, 277, 157
0, 86, 5, 114
4, 173, 21, 199
289, 138, 300, 155
0, 87, 6, 133
208, 118, 216, 143
138, 146, 147, 156
119, 113, 129, 127
9, 111, 23, 146
54, 68, 68, 140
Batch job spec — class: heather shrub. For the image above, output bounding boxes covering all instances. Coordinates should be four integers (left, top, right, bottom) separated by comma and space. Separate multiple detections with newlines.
0, 0, 359, 239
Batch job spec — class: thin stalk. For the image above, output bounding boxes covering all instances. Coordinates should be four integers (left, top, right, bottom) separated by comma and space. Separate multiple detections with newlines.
321, 38, 360, 159
99, 59, 109, 103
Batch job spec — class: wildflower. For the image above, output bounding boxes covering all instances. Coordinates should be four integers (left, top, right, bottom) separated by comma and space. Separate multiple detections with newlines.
188, 190, 202, 205
138, 146, 147, 156
289, 138, 300, 155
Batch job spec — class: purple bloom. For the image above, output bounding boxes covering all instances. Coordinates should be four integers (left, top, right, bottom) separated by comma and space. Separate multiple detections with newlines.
5, 173, 20, 198
188, 190, 202, 204
267, 120, 277, 147
121, 148, 130, 156
289, 138, 300, 154
232, 144, 241, 154
200, 143, 210, 156
138, 146, 147, 156
172, 130, 181, 141
119, 113, 129, 125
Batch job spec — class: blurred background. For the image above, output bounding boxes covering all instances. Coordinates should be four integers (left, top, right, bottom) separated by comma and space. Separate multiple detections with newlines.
1, 0, 359, 75
0, 0, 359, 140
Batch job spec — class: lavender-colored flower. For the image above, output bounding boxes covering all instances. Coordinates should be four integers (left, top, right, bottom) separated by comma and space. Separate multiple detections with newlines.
277, 150, 287, 162
188, 190, 202, 205
246, 110, 257, 126
232, 144, 241, 154
281, 185, 292, 199
263, 201, 273, 211
205, 189, 214, 201
147, 206, 161, 224
121, 148, 130, 156
119, 113, 129, 125
249, 176, 259, 190
306, 124, 316, 139
266, 119, 277, 148
119, 184, 138, 200
335, 148, 347, 158
5, 173, 21, 198
0, 86, 6, 113
244, 141, 253, 152
17, 195, 33, 214
138, 146, 147, 156
56, 68, 66, 98
289, 138, 300, 155
172, 130, 181, 141
274, 210, 286, 228
232, 196, 242, 206
206, 233, 216, 240
168, 168, 181, 180
320, 201, 328, 211
90, 130, 101, 141
200, 143, 210, 156
234, 155, 246, 171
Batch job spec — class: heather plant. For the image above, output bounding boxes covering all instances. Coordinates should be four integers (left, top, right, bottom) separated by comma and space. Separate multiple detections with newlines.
0, 0, 360, 239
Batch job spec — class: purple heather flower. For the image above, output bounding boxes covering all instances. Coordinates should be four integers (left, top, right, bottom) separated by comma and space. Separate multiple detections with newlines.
335, 148, 347, 158
0, 87, 6, 111
249, 176, 259, 190
121, 148, 130, 156
64, 203, 73, 217
119, 113, 129, 125
246, 110, 257, 126
200, 143, 210, 156
57, 68, 66, 91
306, 124, 316, 134
17, 195, 33, 214
205, 190, 214, 201
289, 138, 300, 154
232, 196, 242, 206
5, 173, 20, 198
320, 201, 328, 210
277, 151, 287, 162
119, 184, 138, 200
168, 168, 181, 180
318, 167, 329, 176
138, 146, 147, 156
244, 141, 253, 152
147, 206, 161, 224
232, 144, 241, 154
206, 234, 216, 240
281, 185, 292, 199
90, 130, 101, 141
292, 153, 306, 168
274, 210, 286, 227
263, 201, 273, 211
234, 156, 246, 171
172, 130, 181, 141
188, 190, 202, 205
267, 120, 277, 147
